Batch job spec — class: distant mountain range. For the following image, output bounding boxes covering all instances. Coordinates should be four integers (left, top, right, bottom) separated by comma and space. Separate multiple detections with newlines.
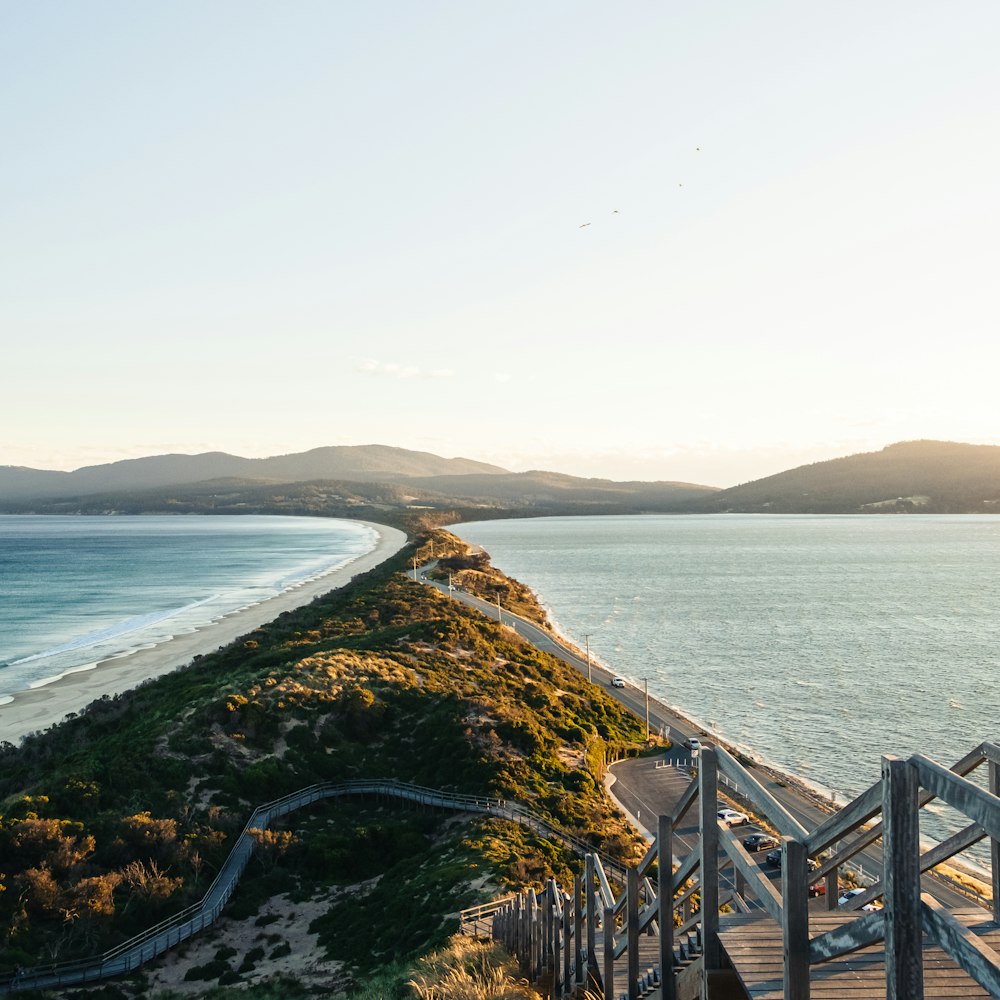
0, 445, 506, 500
2, 439, 1000, 517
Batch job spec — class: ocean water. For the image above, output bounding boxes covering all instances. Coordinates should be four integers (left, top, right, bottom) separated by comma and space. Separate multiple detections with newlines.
0, 515, 377, 703
450, 514, 1000, 858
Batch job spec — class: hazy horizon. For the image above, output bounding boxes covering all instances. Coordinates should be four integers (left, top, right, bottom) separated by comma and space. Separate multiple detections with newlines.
4, 3, 999, 485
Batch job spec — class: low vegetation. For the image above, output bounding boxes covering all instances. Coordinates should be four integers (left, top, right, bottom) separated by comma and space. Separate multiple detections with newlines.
0, 530, 646, 996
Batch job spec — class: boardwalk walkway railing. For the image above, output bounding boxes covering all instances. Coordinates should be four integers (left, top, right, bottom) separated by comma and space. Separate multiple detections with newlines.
0, 778, 625, 996
490, 741, 1000, 1000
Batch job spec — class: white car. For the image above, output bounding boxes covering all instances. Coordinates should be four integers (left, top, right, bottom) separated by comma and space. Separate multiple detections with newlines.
611, 677, 626, 688
684, 737, 702, 751
838, 887, 883, 911
718, 808, 749, 826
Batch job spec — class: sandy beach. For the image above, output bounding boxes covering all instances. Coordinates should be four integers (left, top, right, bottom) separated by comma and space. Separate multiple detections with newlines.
0, 521, 407, 747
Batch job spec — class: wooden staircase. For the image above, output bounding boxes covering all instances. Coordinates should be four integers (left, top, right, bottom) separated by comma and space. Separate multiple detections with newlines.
718, 908, 1000, 998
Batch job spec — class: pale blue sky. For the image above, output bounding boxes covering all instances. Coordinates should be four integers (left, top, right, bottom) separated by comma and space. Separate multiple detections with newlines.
3, 2, 999, 486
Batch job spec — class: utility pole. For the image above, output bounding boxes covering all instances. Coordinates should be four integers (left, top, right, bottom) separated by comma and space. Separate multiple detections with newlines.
496, 592, 502, 621
448, 572, 453, 593
644, 678, 650, 742
584, 634, 592, 683
412, 556, 418, 581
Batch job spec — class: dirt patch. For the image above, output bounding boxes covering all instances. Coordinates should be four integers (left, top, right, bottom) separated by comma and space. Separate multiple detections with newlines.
142, 891, 348, 996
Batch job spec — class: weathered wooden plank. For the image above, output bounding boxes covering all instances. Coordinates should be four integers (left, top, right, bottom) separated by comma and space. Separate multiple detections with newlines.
807, 780, 884, 857
808, 910, 885, 963
657, 816, 676, 1000
921, 894, 1000, 997
671, 772, 699, 830
882, 756, 923, 999
912, 753, 1000, 843
715, 744, 809, 839
991, 759, 1000, 926
782, 838, 810, 1000
700, 748, 722, 999
718, 824, 784, 923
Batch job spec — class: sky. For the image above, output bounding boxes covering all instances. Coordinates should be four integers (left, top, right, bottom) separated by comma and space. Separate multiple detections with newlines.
3, 2, 999, 488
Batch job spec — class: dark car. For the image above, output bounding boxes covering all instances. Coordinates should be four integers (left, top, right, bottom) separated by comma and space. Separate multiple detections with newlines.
743, 832, 779, 853
766, 848, 822, 871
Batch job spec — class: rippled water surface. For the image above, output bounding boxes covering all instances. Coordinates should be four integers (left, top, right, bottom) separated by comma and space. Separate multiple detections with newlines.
0, 515, 376, 700
450, 515, 1000, 807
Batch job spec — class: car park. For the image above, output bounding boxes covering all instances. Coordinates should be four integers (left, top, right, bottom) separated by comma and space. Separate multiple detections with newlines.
838, 887, 883, 911
742, 832, 779, 853
718, 808, 749, 826
611, 677, 626, 688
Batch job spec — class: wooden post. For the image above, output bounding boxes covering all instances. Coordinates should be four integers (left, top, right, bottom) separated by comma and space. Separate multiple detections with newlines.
575, 875, 585, 986
550, 879, 562, 999
529, 888, 540, 981
782, 838, 810, 1000
586, 854, 599, 980
658, 814, 677, 1000
544, 882, 554, 987
603, 904, 615, 1000
563, 891, 572, 996
826, 867, 838, 910
990, 759, 1000, 925
627, 867, 640, 1000
882, 755, 923, 999
699, 746, 722, 998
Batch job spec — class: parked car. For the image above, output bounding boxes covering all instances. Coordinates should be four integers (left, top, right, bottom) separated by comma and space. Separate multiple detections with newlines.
718, 808, 749, 826
808, 881, 826, 897
838, 887, 883, 911
766, 848, 822, 869
742, 832, 779, 853
611, 677, 626, 688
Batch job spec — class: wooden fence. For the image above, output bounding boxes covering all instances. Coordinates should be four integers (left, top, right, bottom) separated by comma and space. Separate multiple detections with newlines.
490, 741, 1000, 1000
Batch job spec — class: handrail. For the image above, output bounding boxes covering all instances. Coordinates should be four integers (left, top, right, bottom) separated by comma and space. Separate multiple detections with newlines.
0, 778, 626, 995
714, 745, 809, 841
493, 742, 1000, 1000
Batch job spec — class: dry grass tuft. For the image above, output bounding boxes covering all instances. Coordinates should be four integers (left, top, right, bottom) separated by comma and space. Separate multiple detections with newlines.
408, 934, 541, 1000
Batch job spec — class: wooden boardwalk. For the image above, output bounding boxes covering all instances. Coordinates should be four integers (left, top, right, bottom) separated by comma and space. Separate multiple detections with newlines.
718, 909, 1000, 998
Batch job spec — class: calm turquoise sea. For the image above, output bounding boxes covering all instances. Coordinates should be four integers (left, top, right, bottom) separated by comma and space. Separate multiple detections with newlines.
0, 515, 376, 704
449, 515, 1000, 811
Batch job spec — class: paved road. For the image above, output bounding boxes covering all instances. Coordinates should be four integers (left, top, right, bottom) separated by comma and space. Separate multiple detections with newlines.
415, 564, 983, 913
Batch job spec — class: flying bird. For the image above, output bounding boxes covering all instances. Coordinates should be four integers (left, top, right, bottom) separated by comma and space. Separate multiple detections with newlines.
612, 209, 619, 214
579, 222, 591, 228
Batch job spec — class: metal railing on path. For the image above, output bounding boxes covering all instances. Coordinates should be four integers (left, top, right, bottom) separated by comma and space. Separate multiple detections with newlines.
0, 778, 626, 996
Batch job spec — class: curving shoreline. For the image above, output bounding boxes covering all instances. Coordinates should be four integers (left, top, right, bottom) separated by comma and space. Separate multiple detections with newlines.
0, 521, 407, 747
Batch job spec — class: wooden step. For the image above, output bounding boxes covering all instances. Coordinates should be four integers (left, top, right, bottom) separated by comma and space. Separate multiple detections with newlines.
718, 908, 1000, 999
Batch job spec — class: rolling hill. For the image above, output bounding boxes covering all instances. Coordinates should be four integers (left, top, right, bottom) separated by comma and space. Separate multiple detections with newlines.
685, 440, 1000, 514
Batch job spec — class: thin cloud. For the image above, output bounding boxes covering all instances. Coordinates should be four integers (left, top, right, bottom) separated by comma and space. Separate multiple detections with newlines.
357, 359, 455, 380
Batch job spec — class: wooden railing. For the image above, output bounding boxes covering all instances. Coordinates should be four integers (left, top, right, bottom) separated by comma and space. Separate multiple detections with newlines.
0, 779, 624, 996
491, 742, 1000, 1000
